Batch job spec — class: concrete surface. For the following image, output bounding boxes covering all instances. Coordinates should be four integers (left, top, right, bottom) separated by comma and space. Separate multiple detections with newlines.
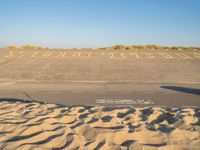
0, 48, 199, 107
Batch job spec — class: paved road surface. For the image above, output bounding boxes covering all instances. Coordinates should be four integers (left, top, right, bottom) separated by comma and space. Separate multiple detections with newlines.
0, 48, 199, 107
0, 82, 199, 107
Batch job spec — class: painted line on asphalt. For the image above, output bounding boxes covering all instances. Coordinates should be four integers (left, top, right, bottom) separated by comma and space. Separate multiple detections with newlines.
129, 52, 139, 59
159, 53, 173, 59
95, 99, 154, 105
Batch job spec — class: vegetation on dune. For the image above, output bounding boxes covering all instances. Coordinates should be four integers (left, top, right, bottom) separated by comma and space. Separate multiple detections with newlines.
6, 45, 49, 50
110, 45, 200, 50
4, 44, 200, 50
7, 45, 18, 49
21, 45, 45, 49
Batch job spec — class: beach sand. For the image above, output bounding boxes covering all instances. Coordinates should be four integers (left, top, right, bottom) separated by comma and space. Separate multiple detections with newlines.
0, 100, 200, 150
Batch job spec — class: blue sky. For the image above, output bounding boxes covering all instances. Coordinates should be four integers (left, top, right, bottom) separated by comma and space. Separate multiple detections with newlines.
0, 0, 200, 48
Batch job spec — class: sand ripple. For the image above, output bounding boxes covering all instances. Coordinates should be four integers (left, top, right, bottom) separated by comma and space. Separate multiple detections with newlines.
0, 100, 200, 150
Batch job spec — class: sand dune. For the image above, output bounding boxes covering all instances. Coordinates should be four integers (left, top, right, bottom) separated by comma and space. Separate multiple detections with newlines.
0, 100, 200, 150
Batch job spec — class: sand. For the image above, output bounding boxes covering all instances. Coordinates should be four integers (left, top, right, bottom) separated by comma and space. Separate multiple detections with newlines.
0, 100, 200, 150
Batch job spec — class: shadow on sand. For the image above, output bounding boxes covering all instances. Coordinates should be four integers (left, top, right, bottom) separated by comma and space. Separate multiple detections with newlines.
161, 86, 200, 96
0, 98, 40, 103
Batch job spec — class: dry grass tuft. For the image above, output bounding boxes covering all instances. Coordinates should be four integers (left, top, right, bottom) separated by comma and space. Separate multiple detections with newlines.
6, 45, 49, 50
110, 45, 200, 50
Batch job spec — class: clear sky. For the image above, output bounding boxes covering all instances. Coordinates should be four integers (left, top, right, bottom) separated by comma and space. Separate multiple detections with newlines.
0, 0, 200, 48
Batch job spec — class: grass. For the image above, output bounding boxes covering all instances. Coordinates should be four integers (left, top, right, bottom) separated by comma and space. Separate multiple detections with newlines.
4, 44, 200, 51
110, 45, 200, 50
6, 45, 48, 50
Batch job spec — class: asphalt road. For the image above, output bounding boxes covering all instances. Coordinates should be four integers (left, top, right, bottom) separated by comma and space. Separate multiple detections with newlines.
0, 82, 199, 107
0, 48, 199, 107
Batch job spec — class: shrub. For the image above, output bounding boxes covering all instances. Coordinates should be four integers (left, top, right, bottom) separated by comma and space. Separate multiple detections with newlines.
7, 45, 18, 49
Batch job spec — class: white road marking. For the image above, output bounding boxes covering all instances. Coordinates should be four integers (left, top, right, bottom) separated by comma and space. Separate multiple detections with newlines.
175, 53, 192, 59
4, 51, 15, 58
159, 53, 173, 59
42, 52, 53, 57
143, 53, 155, 59
73, 52, 81, 57
61, 52, 73, 58
86, 52, 92, 58
31, 51, 39, 57
193, 53, 200, 59
129, 52, 139, 59
95, 99, 154, 105
120, 53, 127, 59
109, 52, 114, 59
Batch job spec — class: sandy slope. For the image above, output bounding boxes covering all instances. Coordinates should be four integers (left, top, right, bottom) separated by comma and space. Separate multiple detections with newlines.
0, 100, 200, 150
